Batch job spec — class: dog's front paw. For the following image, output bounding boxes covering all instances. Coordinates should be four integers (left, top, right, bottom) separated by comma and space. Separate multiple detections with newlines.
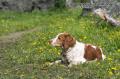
68, 64, 73, 68
49, 60, 62, 66
49, 62, 55, 66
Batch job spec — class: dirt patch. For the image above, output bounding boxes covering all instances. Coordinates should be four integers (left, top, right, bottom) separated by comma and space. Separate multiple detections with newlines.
0, 27, 38, 48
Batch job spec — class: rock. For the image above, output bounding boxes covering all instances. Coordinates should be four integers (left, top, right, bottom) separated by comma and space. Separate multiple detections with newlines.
66, 0, 74, 8
33, 0, 54, 11
0, 0, 33, 12
0, 0, 55, 12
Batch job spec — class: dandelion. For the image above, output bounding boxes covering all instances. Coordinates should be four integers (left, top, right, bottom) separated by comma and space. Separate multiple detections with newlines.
4, 72, 7, 75
107, 57, 112, 61
108, 70, 113, 76
117, 49, 120, 53
38, 48, 43, 53
111, 67, 117, 71
97, 62, 100, 65
58, 26, 62, 29
108, 37, 112, 40
26, 56, 28, 58
57, 76, 64, 79
57, 52, 60, 55
45, 62, 51, 65
20, 74, 24, 78
83, 36, 87, 39
54, 48, 57, 51
79, 38, 82, 41
32, 41, 37, 45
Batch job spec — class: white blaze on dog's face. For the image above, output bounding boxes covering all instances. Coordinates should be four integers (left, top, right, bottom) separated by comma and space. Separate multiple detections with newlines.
50, 33, 64, 46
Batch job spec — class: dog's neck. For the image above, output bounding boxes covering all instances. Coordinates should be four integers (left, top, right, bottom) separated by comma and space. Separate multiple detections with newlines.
61, 42, 76, 57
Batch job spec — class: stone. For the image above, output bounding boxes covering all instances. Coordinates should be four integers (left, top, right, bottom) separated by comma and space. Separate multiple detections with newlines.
0, 0, 55, 12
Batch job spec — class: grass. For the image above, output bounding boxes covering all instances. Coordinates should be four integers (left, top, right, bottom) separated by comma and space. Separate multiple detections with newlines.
0, 9, 120, 79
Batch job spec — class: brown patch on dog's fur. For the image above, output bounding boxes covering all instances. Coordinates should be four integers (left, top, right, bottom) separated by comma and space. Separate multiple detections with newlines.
58, 33, 76, 49
84, 44, 102, 61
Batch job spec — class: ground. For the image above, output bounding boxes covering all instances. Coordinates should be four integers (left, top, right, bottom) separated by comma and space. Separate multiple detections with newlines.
0, 9, 120, 79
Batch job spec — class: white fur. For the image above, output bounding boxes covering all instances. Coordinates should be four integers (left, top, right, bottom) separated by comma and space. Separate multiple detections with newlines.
66, 41, 105, 67
51, 33, 64, 46
66, 41, 87, 66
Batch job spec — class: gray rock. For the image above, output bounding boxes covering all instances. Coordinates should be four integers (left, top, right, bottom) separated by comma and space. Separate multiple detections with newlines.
33, 0, 55, 11
0, 0, 55, 12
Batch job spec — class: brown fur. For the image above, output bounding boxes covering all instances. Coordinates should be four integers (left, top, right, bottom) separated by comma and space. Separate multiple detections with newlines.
84, 44, 102, 61
58, 33, 76, 49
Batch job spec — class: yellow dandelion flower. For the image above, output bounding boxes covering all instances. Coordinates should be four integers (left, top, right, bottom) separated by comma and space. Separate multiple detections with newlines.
32, 42, 37, 45
79, 38, 82, 41
20, 74, 24, 77
83, 36, 87, 39
57, 52, 60, 55
108, 71, 113, 76
108, 37, 112, 40
117, 49, 120, 53
57, 76, 64, 79
111, 67, 117, 70
54, 48, 57, 51
97, 62, 100, 65
58, 27, 62, 29
107, 57, 112, 61
45, 62, 51, 65
38, 48, 43, 53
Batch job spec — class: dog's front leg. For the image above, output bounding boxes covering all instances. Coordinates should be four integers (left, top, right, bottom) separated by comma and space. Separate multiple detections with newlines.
49, 60, 62, 66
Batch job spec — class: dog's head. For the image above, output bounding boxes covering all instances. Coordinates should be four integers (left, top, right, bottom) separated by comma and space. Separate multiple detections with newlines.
49, 32, 76, 49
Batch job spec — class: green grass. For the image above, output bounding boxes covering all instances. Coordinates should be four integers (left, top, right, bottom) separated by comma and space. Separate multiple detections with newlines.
0, 9, 120, 79
0, 10, 54, 36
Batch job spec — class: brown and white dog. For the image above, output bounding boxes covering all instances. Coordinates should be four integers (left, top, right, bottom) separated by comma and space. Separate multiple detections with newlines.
49, 32, 106, 67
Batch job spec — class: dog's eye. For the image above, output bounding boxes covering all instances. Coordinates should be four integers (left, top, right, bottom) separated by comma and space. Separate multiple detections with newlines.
58, 37, 61, 40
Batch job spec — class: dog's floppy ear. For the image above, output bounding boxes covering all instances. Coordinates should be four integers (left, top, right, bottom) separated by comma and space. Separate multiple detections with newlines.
63, 34, 76, 49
